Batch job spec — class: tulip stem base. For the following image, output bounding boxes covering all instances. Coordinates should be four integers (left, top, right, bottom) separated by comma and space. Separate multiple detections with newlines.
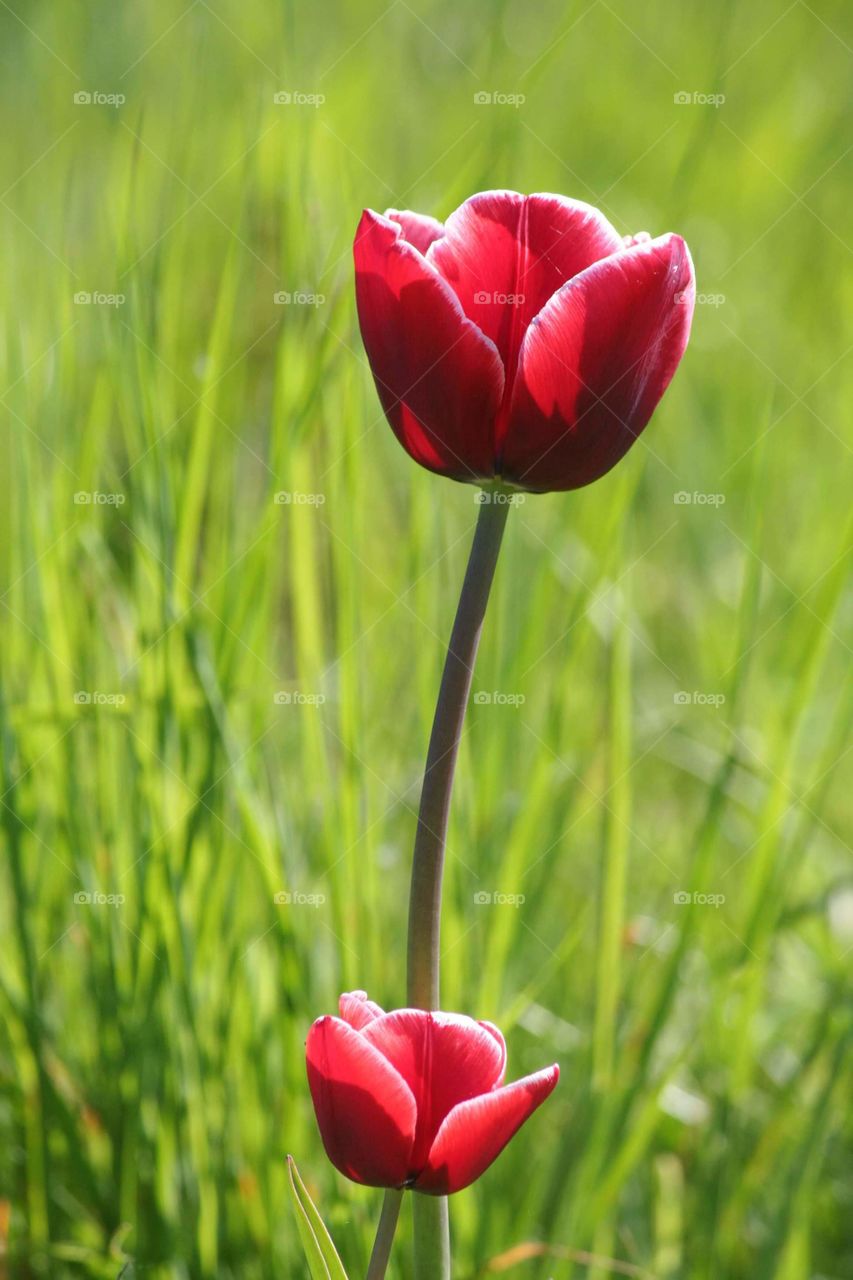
406, 493, 510, 1011
413, 1194, 451, 1280
367, 1189, 403, 1280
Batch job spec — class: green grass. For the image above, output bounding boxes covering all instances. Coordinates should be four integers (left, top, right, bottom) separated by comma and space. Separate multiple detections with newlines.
1, 0, 852, 1276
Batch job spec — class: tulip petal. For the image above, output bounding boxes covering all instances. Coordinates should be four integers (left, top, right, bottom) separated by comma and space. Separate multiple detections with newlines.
385, 208, 445, 255
338, 990, 385, 1030
427, 191, 623, 377
478, 1020, 507, 1086
363, 1010, 507, 1165
415, 1064, 560, 1195
306, 1016, 416, 1188
502, 233, 695, 491
354, 209, 504, 482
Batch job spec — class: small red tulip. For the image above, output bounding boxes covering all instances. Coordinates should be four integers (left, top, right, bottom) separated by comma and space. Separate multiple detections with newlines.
306, 991, 559, 1195
353, 190, 695, 491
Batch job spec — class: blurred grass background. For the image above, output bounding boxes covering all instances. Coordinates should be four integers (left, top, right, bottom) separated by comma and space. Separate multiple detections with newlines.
0, 0, 851, 1276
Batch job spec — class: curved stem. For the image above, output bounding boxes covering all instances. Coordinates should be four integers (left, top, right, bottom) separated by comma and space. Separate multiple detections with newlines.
407, 495, 510, 1010
406, 493, 510, 1279
366, 1189, 403, 1280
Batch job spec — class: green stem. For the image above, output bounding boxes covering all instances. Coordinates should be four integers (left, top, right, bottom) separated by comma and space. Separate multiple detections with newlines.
406, 495, 510, 1009
413, 1195, 451, 1280
406, 492, 511, 1278
366, 1189, 403, 1280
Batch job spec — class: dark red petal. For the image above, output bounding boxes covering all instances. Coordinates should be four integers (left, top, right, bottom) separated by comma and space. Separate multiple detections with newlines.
363, 1010, 507, 1166
338, 990, 385, 1030
385, 208, 445, 255
414, 1064, 560, 1195
353, 209, 504, 483
427, 191, 623, 375
502, 234, 695, 492
306, 1016, 416, 1188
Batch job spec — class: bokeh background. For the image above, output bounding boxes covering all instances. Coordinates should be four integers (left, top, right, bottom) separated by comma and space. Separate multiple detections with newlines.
1, 0, 851, 1276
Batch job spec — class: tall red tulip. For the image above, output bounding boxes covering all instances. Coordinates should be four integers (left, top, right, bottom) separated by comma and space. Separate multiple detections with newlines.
306, 991, 559, 1196
354, 190, 695, 491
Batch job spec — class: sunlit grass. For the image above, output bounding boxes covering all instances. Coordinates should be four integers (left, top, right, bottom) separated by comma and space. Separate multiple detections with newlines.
0, 1, 851, 1277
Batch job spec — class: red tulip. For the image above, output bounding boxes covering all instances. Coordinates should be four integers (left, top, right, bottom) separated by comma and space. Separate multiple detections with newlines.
306, 991, 559, 1195
353, 190, 695, 491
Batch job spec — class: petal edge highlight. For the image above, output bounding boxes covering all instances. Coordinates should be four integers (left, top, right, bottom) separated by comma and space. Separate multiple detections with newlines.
415, 1063, 560, 1194
502, 233, 695, 491
306, 1016, 417, 1188
354, 209, 504, 483
339, 989, 385, 1030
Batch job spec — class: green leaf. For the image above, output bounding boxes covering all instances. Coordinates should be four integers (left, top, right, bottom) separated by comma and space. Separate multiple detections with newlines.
287, 1156, 349, 1280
